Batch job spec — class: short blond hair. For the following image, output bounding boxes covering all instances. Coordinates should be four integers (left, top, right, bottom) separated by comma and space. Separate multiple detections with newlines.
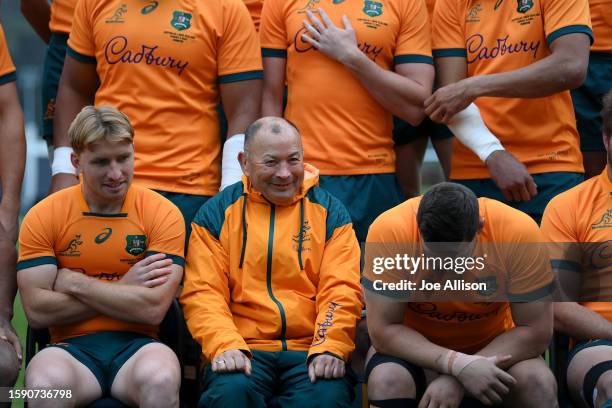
69, 106, 134, 153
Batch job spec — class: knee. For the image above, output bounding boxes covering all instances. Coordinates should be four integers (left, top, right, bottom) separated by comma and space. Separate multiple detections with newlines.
596, 370, 612, 401
26, 363, 71, 389
0, 343, 19, 387
514, 365, 557, 402
367, 364, 416, 400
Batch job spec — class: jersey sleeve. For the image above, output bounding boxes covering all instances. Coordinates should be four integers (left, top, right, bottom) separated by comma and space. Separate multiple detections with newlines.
542, 0, 593, 46
217, 0, 263, 83
144, 195, 186, 266
540, 193, 582, 274
0, 24, 16, 84
394, 0, 433, 65
431, 0, 467, 58
259, 0, 287, 58
504, 213, 555, 301
17, 205, 57, 271
66, 0, 97, 64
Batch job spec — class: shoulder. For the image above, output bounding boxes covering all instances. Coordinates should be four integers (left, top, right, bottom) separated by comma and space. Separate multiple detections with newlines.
479, 198, 541, 240
367, 198, 419, 243
193, 182, 245, 239
306, 185, 352, 239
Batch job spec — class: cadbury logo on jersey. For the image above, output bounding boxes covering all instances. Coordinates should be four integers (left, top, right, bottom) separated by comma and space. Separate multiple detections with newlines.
104, 36, 189, 76
466, 33, 540, 64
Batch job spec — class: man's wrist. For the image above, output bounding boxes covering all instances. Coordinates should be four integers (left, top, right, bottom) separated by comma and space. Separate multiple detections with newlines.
484, 149, 507, 164
341, 47, 367, 70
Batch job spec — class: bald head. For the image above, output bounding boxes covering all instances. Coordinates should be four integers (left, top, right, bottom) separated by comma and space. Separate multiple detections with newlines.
244, 117, 302, 154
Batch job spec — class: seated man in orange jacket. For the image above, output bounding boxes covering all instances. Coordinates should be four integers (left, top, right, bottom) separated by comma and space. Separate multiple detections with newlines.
181, 116, 363, 408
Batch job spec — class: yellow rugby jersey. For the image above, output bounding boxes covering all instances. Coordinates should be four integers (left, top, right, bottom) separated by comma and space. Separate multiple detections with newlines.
364, 196, 554, 353
68, 0, 263, 196
0, 24, 16, 85
541, 167, 612, 322
50, 0, 76, 34
260, 0, 432, 175
589, 0, 612, 52
17, 184, 185, 343
432, 0, 592, 179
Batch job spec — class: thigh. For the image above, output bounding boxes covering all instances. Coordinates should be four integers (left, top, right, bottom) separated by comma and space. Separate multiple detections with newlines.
567, 343, 612, 408
155, 191, 210, 247
110, 342, 180, 406
26, 346, 102, 405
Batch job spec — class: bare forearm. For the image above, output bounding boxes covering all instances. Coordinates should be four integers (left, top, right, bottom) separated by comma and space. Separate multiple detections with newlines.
467, 52, 586, 100
554, 302, 612, 341
261, 86, 283, 117
20, 0, 51, 44
0, 243, 17, 319
371, 323, 450, 371
476, 326, 550, 369
343, 51, 431, 125
66, 274, 170, 325
54, 82, 93, 148
23, 288, 97, 329
0, 103, 25, 210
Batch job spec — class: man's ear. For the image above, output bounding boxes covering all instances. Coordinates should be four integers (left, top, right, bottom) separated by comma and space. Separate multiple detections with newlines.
478, 216, 485, 232
238, 151, 248, 176
70, 152, 80, 173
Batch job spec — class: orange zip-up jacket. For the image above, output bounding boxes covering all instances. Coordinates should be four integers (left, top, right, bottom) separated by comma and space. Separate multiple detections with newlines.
181, 165, 363, 362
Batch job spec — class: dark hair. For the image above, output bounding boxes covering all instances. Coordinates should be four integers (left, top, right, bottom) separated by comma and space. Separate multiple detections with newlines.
244, 117, 300, 150
417, 182, 480, 242
602, 89, 612, 138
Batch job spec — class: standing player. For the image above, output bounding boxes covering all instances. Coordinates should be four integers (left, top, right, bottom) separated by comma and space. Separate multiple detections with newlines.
21, 0, 75, 158
0, 23, 26, 392
394, 0, 453, 198
425, 0, 592, 223
18, 106, 185, 407
541, 90, 612, 408
571, 0, 612, 179
260, 0, 435, 243
50, 0, 262, 235
363, 182, 556, 407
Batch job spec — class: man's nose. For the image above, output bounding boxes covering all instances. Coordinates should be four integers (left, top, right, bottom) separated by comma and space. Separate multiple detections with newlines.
276, 162, 291, 179
107, 162, 122, 179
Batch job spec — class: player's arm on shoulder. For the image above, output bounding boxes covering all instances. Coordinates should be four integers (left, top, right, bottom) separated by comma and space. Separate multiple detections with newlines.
261, 56, 285, 117
20, 0, 51, 44
56, 260, 182, 326
17, 264, 98, 329
476, 301, 553, 368
0, 80, 25, 240
554, 303, 612, 341
50, 55, 97, 193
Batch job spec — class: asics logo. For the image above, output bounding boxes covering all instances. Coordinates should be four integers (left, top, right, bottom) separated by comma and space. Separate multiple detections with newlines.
95, 228, 113, 244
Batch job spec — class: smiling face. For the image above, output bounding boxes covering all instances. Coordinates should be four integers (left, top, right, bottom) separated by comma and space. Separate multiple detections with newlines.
72, 139, 134, 211
239, 119, 304, 206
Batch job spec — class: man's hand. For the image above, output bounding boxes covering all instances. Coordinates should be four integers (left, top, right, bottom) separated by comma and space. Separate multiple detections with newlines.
308, 354, 345, 383
121, 253, 173, 288
425, 79, 475, 124
0, 318, 22, 362
302, 9, 360, 65
456, 355, 516, 406
212, 349, 252, 375
419, 375, 464, 408
49, 173, 78, 195
485, 150, 538, 202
